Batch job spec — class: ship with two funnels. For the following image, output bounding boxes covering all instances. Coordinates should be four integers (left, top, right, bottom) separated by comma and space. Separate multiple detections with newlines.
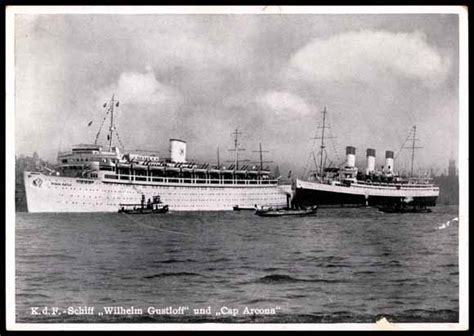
291, 107, 440, 211
24, 96, 291, 212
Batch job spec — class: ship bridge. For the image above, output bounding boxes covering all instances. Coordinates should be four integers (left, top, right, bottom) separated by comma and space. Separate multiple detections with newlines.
57, 144, 122, 176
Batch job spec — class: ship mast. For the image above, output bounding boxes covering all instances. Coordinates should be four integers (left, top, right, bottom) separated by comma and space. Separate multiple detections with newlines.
310, 107, 330, 181
95, 94, 121, 150
319, 107, 327, 180
252, 143, 271, 171
410, 126, 416, 177
107, 94, 117, 151
229, 128, 245, 170
403, 125, 422, 177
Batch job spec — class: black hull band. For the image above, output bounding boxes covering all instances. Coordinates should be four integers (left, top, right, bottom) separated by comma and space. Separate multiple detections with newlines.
292, 188, 438, 208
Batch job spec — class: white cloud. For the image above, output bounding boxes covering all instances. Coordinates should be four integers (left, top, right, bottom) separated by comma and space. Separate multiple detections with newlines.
98, 69, 181, 106
124, 17, 256, 73
288, 30, 451, 87
257, 91, 311, 115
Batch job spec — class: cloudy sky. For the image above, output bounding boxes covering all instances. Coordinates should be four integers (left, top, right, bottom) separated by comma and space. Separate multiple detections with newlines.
14, 10, 460, 176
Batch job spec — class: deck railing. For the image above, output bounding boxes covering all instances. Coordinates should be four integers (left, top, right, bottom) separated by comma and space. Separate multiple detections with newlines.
350, 181, 439, 190
102, 174, 279, 185
353, 180, 437, 188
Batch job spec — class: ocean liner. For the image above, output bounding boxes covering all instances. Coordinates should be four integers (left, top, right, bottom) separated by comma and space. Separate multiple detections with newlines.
23, 96, 291, 212
291, 108, 439, 210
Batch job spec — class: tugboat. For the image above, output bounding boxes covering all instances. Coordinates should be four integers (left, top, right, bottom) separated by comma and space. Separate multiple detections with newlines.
377, 206, 432, 213
118, 195, 169, 214
233, 205, 258, 211
255, 205, 318, 217
377, 199, 432, 213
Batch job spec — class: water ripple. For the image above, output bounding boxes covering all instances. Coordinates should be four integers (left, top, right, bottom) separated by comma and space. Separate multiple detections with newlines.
257, 274, 346, 284
143, 272, 203, 279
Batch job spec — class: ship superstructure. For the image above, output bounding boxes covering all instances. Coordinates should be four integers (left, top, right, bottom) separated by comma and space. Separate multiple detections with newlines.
24, 96, 291, 212
292, 108, 439, 209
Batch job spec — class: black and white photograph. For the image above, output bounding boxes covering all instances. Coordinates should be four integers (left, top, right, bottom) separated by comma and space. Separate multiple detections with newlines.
6, 6, 468, 331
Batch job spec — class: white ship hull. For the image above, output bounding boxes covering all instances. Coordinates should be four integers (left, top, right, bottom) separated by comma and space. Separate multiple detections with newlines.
24, 172, 291, 213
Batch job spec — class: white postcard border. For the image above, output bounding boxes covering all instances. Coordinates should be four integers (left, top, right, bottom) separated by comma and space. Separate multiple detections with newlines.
5, 5, 469, 331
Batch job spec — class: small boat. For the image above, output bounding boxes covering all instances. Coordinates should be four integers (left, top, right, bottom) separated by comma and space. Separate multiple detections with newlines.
377, 205, 432, 213
119, 195, 169, 214
233, 205, 257, 211
255, 205, 318, 217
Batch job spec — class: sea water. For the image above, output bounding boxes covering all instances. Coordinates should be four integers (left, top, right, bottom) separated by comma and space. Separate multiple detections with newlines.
14, 206, 459, 323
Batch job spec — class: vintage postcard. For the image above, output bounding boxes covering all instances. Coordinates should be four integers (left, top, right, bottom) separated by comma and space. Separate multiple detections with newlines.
5, 6, 468, 331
